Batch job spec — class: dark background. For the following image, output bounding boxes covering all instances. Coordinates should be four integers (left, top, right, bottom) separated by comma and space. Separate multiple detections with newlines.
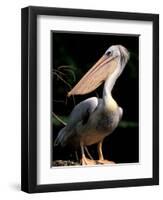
52, 31, 139, 164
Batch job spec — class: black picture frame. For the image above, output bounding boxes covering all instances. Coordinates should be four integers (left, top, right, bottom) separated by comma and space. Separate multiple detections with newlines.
21, 6, 159, 193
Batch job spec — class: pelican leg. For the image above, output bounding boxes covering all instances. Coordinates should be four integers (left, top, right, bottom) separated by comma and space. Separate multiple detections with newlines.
97, 141, 115, 164
84, 146, 94, 160
80, 145, 96, 165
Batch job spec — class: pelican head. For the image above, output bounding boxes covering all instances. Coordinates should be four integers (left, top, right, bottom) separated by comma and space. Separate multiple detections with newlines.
105, 45, 129, 70
68, 45, 129, 96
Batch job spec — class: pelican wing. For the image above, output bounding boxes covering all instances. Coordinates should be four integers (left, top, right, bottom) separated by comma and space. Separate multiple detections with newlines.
54, 97, 99, 146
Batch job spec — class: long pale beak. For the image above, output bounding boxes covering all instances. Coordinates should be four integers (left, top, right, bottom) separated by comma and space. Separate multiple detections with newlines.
68, 54, 118, 96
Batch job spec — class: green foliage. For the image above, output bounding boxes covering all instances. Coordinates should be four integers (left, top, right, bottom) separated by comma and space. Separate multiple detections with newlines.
119, 121, 138, 128
52, 115, 69, 126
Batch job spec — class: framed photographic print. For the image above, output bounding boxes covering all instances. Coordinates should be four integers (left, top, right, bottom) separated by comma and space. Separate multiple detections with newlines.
21, 6, 159, 193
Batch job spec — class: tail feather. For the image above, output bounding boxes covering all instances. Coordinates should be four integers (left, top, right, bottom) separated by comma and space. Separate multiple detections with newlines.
54, 127, 66, 147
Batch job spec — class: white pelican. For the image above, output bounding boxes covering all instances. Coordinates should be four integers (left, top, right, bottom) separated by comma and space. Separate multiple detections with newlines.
54, 45, 129, 165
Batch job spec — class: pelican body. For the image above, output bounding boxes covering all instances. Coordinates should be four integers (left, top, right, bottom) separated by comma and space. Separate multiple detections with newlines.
54, 45, 129, 165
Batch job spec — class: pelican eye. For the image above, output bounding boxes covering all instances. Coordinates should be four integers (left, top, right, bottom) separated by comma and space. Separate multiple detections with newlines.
106, 51, 112, 56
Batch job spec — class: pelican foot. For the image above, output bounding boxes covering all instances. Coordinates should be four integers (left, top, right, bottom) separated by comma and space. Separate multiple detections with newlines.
80, 157, 97, 165
97, 159, 115, 164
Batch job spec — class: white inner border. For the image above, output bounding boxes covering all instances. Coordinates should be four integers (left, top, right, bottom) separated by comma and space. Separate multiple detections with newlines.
37, 15, 153, 185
